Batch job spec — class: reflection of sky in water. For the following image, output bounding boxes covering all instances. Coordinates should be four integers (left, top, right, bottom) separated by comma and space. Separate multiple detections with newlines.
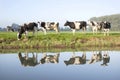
0, 51, 120, 80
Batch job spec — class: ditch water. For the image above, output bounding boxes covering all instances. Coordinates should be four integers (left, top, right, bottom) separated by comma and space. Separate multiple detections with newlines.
0, 50, 120, 80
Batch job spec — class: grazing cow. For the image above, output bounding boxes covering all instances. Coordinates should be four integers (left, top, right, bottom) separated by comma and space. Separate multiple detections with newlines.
38, 21, 59, 35
64, 52, 86, 66
39, 53, 60, 64
99, 21, 111, 36
89, 51, 102, 64
18, 52, 39, 67
101, 52, 110, 66
17, 22, 38, 40
87, 21, 100, 34
64, 21, 87, 35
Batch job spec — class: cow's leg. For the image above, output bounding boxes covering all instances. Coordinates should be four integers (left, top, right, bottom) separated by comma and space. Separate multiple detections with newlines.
53, 59, 57, 63
42, 53, 47, 58
24, 31, 28, 38
17, 33, 20, 40
42, 28, 47, 35
33, 27, 39, 36
82, 52, 86, 60
72, 29, 75, 35
32, 30, 35, 36
83, 27, 86, 33
25, 52, 28, 60
41, 28, 47, 35
95, 28, 97, 35
107, 29, 110, 36
54, 28, 59, 34
72, 52, 75, 58
92, 28, 94, 35
32, 53, 38, 63
104, 29, 106, 36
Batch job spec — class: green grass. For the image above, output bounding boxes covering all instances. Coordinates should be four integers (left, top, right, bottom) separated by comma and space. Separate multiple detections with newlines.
0, 31, 120, 49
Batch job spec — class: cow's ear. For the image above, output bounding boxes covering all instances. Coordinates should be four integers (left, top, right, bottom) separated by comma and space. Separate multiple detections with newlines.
66, 20, 68, 22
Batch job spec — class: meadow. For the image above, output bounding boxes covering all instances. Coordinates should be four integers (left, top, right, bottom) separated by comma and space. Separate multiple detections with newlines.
0, 31, 120, 49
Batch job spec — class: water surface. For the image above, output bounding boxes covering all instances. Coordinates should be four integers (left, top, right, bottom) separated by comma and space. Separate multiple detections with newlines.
0, 51, 120, 80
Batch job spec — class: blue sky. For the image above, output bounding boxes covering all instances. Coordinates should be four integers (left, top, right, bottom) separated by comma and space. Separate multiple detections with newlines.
0, 0, 120, 28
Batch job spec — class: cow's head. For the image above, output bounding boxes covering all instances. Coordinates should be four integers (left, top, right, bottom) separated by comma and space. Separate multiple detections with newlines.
34, 22, 38, 28
17, 26, 25, 40
64, 21, 69, 26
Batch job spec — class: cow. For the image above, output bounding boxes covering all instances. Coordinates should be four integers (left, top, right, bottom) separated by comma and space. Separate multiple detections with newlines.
99, 21, 111, 36
18, 52, 39, 67
64, 21, 87, 35
64, 52, 86, 66
39, 53, 60, 64
17, 22, 38, 40
89, 51, 102, 64
6, 26, 14, 32
38, 21, 59, 35
101, 52, 110, 66
87, 21, 101, 34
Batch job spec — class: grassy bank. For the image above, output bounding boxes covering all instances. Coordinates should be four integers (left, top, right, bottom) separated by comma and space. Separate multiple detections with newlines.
0, 31, 120, 49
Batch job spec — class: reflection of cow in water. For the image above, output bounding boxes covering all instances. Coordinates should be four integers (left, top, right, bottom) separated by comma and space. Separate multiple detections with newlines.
39, 53, 60, 64
89, 51, 102, 64
18, 52, 39, 67
89, 51, 110, 66
101, 53, 110, 66
64, 52, 86, 66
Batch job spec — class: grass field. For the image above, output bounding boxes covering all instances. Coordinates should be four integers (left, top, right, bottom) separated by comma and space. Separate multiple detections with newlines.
0, 31, 120, 49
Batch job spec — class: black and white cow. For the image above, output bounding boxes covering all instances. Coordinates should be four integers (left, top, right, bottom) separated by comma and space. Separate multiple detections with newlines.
99, 21, 111, 36
64, 21, 87, 35
64, 52, 86, 66
87, 21, 101, 34
101, 52, 110, 66
38, 21, 59, 35
17, 22, 38, 40
6, 26, 14, 32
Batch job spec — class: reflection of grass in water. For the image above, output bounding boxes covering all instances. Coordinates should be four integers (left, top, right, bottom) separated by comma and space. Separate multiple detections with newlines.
1, 46, 120, 53
0, 31, 120, 49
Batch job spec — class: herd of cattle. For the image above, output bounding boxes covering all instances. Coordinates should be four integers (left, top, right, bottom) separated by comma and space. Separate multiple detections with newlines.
7, 20, 111, 40
18, 51, 110, 67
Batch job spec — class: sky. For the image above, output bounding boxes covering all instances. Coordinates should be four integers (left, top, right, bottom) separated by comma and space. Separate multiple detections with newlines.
0, 0, 120, 28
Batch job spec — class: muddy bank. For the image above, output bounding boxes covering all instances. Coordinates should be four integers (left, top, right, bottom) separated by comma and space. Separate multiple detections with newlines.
0, 36, 120, 49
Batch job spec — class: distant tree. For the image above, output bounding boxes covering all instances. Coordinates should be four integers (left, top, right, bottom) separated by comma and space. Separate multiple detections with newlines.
89, 14, 120, 31
6, 23, 20, 32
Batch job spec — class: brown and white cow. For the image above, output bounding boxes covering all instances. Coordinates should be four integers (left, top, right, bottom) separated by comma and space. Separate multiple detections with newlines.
39, 53, 60, 64
38, 21, 59, 35
64, 21, 87, 35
